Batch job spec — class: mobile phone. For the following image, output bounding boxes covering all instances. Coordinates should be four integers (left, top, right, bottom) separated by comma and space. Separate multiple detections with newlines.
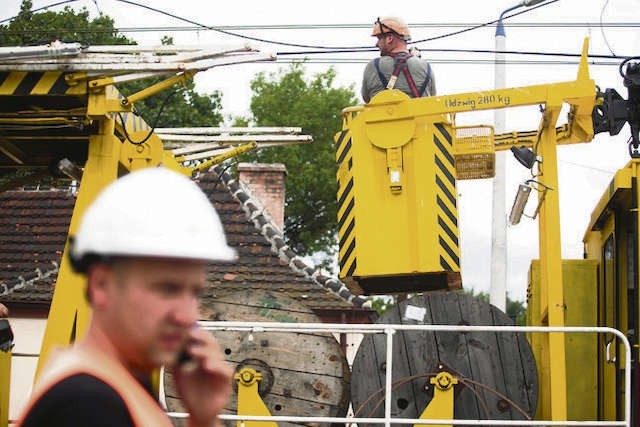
178, 348, 193, 365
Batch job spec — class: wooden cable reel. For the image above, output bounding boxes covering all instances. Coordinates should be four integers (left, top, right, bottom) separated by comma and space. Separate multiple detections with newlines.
164, 289, 351, 426
351, 292, 538, 423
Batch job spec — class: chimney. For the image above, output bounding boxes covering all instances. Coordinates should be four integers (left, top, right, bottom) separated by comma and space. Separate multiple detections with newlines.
237, 163, 287, 230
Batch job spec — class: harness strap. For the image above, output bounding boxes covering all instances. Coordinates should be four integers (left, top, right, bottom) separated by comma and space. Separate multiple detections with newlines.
373, 57, 388, 87
418, 62, 433, 96
375, 52, 429, 98
401, 64, 421, 98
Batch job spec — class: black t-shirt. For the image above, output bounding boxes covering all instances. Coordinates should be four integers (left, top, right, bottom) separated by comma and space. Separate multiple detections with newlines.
21, 373, 135, 427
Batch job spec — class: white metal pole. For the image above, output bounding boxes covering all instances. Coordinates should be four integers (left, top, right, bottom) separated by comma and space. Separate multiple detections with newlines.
490, 15, 508, 312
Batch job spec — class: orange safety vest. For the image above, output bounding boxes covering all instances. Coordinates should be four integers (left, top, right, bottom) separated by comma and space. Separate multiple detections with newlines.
17, 346, 173, 427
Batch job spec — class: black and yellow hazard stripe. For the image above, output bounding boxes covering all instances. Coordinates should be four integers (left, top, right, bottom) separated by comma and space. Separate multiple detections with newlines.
0, 71, 83, 96
433, 122, 460, 272
335, 129, 357, 278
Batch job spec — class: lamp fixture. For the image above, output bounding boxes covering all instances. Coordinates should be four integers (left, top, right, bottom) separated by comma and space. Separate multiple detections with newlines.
510, 145, 537, 169
509, 183, 532, 225
56, 158, 83, 181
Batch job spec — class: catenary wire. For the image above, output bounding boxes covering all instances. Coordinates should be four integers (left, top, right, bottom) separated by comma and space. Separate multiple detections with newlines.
410, 0, 559, 44
600, 0, 616, 57
273, 59, 622, 66
275, 47, 624, 60
0, 1, 631, 60
108, 0, 558, 50
1, 0, 632, 64
2, 22, 639, 33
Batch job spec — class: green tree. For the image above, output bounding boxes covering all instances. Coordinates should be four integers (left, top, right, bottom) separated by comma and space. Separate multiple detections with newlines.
242, 63, 357, 257
461, 288, 527, 326
0, 0, 131, 46
0, 1, 223, 189
371, 290, 527, 324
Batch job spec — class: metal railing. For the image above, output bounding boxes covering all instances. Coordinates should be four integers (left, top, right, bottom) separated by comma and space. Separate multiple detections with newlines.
165, 321, 632, 427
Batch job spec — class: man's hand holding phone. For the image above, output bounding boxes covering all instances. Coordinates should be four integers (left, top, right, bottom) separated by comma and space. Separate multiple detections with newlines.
174, 327, 234, 427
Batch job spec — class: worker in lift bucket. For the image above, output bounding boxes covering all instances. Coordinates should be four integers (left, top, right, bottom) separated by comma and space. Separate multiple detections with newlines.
361, 16, 436, 103
18, 167, 236, 427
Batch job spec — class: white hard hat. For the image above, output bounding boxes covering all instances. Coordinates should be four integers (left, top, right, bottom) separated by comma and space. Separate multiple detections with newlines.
70, 167, 236, 272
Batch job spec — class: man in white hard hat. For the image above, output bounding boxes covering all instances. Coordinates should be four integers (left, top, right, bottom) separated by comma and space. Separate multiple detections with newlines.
19, 167, 235, 427
362, 17, 436, 103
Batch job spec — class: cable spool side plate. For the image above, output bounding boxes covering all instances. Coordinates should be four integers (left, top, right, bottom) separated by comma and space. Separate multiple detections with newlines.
164, 289, 351, 427
351, 292, 537, 423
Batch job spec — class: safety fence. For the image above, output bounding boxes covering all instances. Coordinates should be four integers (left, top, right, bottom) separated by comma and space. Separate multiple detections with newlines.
8, 322, 631, 426
165, 321, 632, 427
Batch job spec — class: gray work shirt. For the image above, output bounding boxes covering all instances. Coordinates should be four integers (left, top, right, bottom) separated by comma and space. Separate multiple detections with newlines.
361, 55, 436, 103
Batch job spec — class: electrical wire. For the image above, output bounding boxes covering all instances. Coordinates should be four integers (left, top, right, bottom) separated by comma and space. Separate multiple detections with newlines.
117, 89, 178, 145
0, 0, 80, 24
109, 0, 559, 51
2, 22, 639, 34
111, 0, 354, 50
558, 159, 617, 174
600, 0, 616, 57
410, 0, 559, 44
0, 1, 631, 61
356, 371, 533, 421
272, 58, 622, 67
276, 47, 623, 60
92, 0, 102, 15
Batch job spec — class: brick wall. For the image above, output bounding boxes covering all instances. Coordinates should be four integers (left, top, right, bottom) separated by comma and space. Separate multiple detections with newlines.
237, 163, 287, 230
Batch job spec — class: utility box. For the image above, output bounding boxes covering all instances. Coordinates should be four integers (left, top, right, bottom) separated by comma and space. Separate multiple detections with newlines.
335, 91, 461, 295
527, 259, 598, 421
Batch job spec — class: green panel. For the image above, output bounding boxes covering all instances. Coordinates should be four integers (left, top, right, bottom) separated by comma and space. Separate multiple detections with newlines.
528, 259, 598, 421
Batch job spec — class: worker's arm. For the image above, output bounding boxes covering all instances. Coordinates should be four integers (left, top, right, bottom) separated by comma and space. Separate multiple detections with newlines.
174, 327, 234, 427
427, 63, 436, 96
362, 61, 380, 103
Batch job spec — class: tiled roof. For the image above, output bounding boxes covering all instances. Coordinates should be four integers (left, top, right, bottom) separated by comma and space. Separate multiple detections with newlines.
203, 166, 368, 309
0, 188, 70, 301
0, 170, 370, 311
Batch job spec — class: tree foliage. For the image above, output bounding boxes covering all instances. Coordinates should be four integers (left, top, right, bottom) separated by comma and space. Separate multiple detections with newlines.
462, 289, 527, 326
370, 290, 527, 326
242, 63, 357, 256
0, 1, 223, 188
0, 0, 131, 46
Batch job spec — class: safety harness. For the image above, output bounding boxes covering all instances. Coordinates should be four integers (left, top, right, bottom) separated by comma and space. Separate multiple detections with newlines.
374, 52, 433, 97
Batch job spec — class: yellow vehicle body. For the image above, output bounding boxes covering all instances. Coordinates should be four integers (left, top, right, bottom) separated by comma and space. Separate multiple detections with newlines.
336, 95, 461, 295
582, 160, 640, 421
337, 38, 599, 422
4, 37, 638, 426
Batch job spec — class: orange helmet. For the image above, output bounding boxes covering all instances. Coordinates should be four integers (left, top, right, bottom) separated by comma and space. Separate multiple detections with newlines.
371, 17, 411, 41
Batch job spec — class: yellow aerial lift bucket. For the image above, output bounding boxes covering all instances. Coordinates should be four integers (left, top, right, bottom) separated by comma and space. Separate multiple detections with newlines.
336, 90, 462, 295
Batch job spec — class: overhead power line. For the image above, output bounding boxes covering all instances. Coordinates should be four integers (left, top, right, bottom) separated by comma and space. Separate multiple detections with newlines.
0, 0, 631, 60
0, 0, 80, 24
2, 23, 639, 34
410, 0, 559, 44
273, 58, 621, 67
275, 48, 623, 60
103, 0, 561, 50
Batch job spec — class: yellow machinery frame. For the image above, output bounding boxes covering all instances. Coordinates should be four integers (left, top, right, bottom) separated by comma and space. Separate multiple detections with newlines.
339, 38, 597, 422
1, 37, 602, 424
35, 74, 247, 376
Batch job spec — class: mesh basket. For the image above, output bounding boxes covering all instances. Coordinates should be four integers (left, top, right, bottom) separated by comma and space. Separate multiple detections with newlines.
453, 125, 495, 180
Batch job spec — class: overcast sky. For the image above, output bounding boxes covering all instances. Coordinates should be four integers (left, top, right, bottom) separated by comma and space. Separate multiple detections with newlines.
1, 0, 638, 302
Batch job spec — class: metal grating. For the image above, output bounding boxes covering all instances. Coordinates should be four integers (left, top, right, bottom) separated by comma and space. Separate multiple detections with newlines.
453, 125, 495, 180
